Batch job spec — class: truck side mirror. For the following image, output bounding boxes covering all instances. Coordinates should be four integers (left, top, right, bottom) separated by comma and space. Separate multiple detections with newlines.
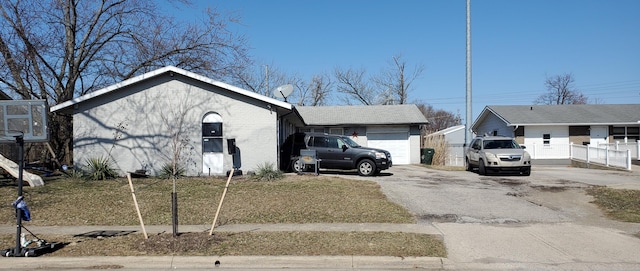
342, 145, 348, 152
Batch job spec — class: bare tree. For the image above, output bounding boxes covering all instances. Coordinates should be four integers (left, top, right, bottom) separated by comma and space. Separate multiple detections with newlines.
293, 73, 332, 106
0, 0, 249, 164
156, 86, 212, 237
535, 73, 587, 105
334, 67, 377, 105
374, 54, 424, 105
231, 63, 290, 98
417, 103, 462, 133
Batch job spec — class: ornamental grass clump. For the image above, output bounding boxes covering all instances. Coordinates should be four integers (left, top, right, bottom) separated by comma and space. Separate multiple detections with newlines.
84, 156, 118, 180
250, 162, 283, 181
159, 163, 186, 178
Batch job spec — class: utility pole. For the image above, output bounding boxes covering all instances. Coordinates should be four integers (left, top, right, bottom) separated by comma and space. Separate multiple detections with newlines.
465, 0, 473, 146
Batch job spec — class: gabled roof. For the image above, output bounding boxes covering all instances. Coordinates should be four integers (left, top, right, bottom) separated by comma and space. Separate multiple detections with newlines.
50, 66, 292, 113
473, 104, 640, 129
296, 104, 428, 126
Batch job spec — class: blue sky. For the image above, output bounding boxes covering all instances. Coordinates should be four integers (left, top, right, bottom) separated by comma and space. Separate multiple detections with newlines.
167, 0, 640, 121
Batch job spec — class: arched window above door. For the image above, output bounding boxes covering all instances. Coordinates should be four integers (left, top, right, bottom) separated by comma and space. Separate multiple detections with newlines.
203, 113, 223, 153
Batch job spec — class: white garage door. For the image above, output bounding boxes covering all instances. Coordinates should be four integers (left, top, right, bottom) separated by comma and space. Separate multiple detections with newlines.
367, 132, 410, 165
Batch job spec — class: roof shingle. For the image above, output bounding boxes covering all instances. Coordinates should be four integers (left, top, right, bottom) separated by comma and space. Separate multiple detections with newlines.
485, 104, 640, 125
296, 104, 428, 126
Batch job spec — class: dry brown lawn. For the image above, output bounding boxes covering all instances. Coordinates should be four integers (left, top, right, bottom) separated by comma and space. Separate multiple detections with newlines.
0, 174, 446, 257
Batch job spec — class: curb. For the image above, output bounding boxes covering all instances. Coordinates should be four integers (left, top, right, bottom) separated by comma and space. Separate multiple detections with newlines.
0, 255, 447, 270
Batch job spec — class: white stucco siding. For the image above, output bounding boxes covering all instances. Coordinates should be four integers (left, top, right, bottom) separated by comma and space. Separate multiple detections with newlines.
73, 76, 278, 176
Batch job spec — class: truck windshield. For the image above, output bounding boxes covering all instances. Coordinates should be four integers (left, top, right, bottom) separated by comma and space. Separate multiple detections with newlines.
483, 140, 520, 149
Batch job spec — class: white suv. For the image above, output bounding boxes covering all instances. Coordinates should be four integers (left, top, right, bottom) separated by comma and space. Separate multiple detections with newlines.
465, 136, 531, 176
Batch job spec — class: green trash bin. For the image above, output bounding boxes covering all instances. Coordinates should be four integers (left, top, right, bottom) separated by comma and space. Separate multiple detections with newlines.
421, 148, 435, 165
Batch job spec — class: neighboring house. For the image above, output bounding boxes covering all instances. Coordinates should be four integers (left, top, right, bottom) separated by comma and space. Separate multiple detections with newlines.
471, 104, 640, 159
51, 66, 304, 176
424, 125, 466, 166
50, 66, 428, 176
295, 105, 428, 165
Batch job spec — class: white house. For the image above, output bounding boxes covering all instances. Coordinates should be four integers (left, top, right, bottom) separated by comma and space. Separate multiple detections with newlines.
50, 66, 304, 176
471, 104, 640, 160
50, 66, 429, 176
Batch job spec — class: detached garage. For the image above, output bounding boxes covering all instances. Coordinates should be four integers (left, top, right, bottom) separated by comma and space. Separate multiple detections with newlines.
295, 105, 428, 165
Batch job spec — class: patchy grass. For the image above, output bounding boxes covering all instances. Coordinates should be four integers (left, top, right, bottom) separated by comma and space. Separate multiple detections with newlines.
587, 187, 640, 223
0, 232, 446, 257
0, 175, 447, 257
1, 175, 414, 226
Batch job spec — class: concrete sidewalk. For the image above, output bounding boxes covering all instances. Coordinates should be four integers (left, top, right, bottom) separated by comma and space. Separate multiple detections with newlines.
2, 222, 640, 270
436, 222, 640, 270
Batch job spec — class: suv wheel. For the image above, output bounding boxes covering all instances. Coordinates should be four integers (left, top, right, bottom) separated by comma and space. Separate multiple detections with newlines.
357, 159, 376, 176
465, 158, 472, 171
478, 159, 486, 175
291, 158, 303, 172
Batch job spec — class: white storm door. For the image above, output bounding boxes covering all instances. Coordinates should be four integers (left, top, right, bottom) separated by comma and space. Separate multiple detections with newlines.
203, 151, 223, 175
590, 126, 608, 146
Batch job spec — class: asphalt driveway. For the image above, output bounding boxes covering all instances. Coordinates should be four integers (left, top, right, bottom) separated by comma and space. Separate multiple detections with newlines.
324, 164, 640, 269
331, 164, 640, 226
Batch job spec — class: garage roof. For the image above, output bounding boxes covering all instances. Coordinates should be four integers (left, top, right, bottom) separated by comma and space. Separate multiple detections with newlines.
296, 104, 428, 126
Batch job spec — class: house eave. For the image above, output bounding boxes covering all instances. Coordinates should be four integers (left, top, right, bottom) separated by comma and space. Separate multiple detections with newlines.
508, 122, 640, 126
50, 66, 292, 113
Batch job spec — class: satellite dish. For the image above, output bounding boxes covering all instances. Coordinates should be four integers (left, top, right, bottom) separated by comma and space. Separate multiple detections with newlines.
274, 84, 293, 102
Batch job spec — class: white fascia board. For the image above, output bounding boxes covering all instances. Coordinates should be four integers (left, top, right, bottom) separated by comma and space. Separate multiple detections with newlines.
51, 66, 292, 113
175, 67, 292, 110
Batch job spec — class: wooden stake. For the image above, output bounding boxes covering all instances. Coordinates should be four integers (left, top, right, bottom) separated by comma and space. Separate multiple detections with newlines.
127, 173, 148, 239
209, 169, 234, 235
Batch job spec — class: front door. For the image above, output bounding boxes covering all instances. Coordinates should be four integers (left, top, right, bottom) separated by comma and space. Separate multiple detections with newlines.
203, 113, 223, 175
590, 126, 608, 146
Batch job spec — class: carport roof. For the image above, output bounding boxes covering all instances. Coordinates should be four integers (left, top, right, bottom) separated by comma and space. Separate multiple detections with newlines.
296, 104, 428, 126
474, 104, 640, 128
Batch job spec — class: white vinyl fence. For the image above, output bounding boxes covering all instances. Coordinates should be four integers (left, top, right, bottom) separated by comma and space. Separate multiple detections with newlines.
570, 144, 632, 170
521, 141, 638, 171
